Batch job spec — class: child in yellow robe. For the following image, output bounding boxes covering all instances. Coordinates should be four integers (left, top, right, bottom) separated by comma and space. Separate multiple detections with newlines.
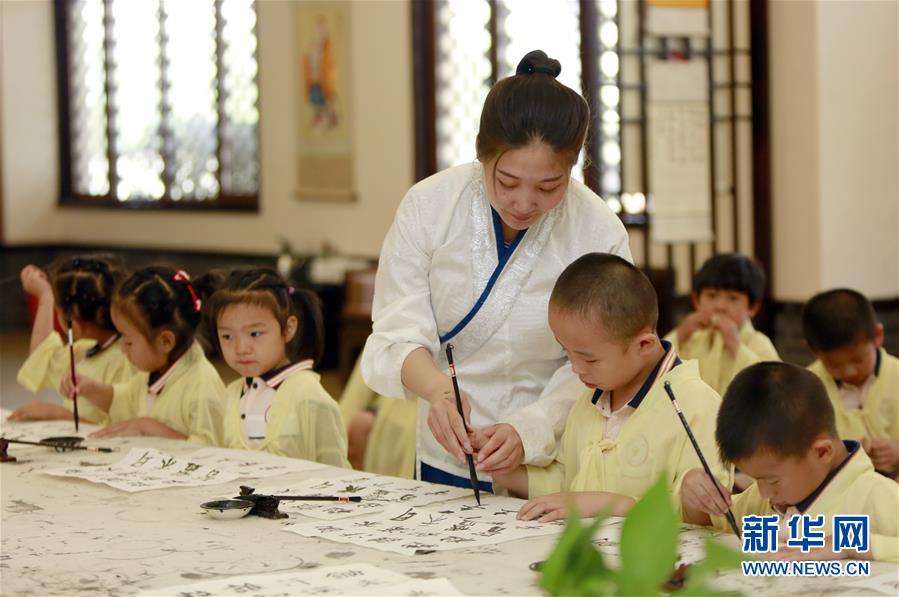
76, 267, 226, 445
802, 288, 899, 478
682, 362, 899, 562
490, 253, 730, 521
340, 358, 416, 477
665, 253, 779, 396
10, 256, 136, 426
206, 268, 348, 467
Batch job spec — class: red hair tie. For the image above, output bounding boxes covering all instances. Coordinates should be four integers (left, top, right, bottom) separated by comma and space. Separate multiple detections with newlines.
173, 270, 201, 313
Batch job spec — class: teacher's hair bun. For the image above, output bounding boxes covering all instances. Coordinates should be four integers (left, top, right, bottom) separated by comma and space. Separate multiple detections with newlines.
515, 50, 562, 78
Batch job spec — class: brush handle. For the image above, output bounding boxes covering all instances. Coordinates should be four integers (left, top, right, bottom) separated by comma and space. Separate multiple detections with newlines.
1, 438, 113, 453
664, 382, 741, 539
67, 323, 80, 432
445, 343, 482, 505
273, 496, 362, 502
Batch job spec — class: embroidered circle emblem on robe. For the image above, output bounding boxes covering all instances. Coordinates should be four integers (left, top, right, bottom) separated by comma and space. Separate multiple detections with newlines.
624, 435, 649, 466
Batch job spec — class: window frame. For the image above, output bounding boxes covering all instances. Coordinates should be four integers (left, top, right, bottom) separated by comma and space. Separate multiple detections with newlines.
54, 0, 260, 212
412, 0, 772, 293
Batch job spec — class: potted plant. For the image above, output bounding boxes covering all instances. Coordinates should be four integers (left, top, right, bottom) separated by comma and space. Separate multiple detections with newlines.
539, 475, 745, 596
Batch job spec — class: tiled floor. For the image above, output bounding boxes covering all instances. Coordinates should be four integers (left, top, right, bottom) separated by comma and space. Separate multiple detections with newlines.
0, 331, 345, 412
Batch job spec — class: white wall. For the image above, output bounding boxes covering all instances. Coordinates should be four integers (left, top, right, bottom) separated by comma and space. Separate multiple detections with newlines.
769, 0, 821, 301
3, 0, 899, 299
0, 0, 413, 258
817, 0, 898, 299
0, 0, 62, 243
770, 0, 899, 301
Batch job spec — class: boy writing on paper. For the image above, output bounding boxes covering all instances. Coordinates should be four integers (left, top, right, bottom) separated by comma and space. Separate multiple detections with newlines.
681, 362, 899, 562
490, 253, 730, 521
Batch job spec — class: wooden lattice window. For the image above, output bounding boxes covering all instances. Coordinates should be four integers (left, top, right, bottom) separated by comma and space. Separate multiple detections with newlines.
56, 0, 260, 210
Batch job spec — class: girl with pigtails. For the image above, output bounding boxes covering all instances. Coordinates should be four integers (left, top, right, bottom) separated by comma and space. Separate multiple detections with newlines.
204, 268, 349, 467
10, 256, 137, 425
81, 267, 227, 444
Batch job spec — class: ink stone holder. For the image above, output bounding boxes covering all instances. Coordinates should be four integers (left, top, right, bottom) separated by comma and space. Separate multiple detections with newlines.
234, 485, 293, 519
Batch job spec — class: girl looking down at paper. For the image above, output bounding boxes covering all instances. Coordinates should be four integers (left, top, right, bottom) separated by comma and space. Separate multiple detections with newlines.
79, 267, 226, 444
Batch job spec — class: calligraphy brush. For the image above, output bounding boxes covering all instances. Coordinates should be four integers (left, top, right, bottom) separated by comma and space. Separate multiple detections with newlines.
1, 437, 114, 453
663, 381, 741, 539
67, 319, 80, 432
247, 494, 362, 502
445, 343, 480, 505
0, 261, 55, 288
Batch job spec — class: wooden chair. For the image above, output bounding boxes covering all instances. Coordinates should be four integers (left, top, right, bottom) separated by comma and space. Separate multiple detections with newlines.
338, 269, 377, 382
643, 267, 676, 337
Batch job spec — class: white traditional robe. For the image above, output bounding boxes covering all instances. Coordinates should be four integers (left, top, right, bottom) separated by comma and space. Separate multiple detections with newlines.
361, 163, 631, 481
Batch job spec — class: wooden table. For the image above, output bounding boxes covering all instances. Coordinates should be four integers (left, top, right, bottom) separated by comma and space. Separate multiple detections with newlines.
1, 419, 895, 596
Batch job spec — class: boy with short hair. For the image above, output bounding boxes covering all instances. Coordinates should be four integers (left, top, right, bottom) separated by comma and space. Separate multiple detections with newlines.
681, 362, 899, 562
802, 289, 899, 477
489, 253, 730, 521
666, 253, 779, 396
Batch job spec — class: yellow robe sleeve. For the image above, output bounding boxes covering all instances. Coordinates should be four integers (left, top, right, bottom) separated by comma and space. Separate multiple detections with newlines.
363, 396, 417, 478
16, 332, 73, 393
337, 356, 415, 477
731, 328, 778, 375
109, 374, 147, 424
526, 460, 566, 498
871, 532, 898, 562
525, 393, 583, 497
338, 357, 376, 427
851, 462, 899, 562
271, 372, 349, 468
222, 379, 245, 450
176, 360, 227, 446
63, 399, 109, 427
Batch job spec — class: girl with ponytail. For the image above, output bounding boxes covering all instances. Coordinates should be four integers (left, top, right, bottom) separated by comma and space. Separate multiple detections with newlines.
204, 268, 349, 467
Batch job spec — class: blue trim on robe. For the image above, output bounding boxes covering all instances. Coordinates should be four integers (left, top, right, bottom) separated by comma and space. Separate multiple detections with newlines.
420, 461, 494, 493
438, 208, 527, 344
794, 440, 860, 513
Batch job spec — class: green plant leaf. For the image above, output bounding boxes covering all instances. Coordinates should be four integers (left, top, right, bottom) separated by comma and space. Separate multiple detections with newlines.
680, 538, 747, 596
537, 478, 745, 597
539, 510, 611, 596
617, 475, 680, 596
